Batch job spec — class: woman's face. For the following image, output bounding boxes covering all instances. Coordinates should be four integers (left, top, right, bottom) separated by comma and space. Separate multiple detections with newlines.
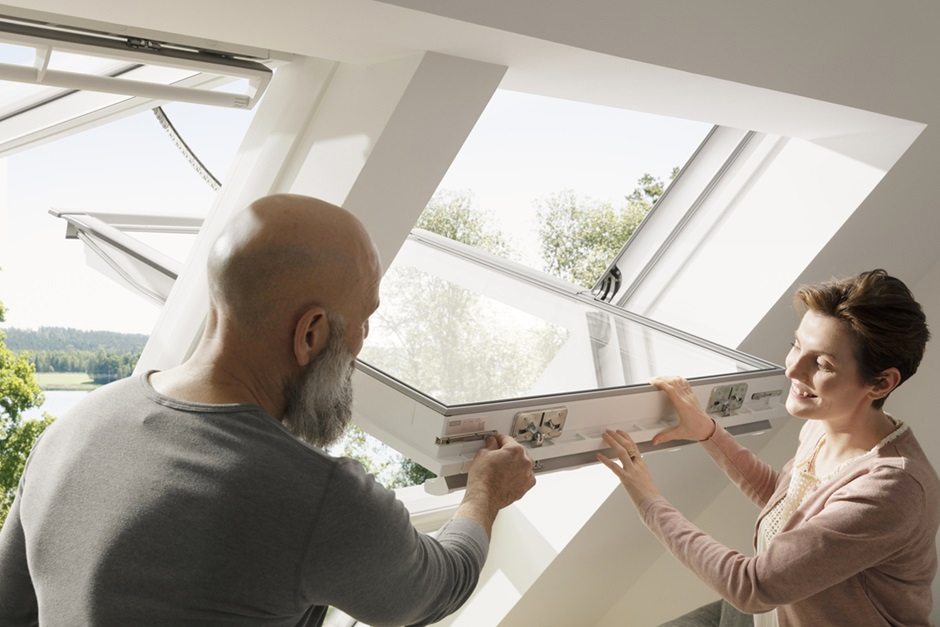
784, 310, 878, 423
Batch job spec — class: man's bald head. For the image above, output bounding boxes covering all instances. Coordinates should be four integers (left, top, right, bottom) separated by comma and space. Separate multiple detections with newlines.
207, 194, 380, 331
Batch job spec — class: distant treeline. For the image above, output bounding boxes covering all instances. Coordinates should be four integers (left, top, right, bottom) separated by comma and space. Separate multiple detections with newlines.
3, 326, 147, 353
2, 326, 146, 383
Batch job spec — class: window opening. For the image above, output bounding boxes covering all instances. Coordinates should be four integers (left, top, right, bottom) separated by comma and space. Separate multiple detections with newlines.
418, 89, 711, 291
3, 91, 254, 335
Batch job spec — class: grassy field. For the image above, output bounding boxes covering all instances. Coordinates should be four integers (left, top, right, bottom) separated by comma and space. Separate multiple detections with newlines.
34, 372, 98, 391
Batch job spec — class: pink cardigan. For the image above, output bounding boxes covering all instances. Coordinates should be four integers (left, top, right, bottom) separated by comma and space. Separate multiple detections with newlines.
639, 419, 940, 626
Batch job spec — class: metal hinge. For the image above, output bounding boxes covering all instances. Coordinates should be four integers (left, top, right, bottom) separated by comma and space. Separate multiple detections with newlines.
592, 266, 622, 303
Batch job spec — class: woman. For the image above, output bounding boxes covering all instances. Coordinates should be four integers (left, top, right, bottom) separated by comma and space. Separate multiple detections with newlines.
599, 269, 939, 626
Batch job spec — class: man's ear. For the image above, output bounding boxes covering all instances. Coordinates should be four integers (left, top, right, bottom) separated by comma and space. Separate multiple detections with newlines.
870, 367, 902, 401
293, 306, 329, 367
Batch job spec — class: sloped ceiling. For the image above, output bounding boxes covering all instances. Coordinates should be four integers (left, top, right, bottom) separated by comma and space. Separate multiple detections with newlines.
5, 1, 939, 623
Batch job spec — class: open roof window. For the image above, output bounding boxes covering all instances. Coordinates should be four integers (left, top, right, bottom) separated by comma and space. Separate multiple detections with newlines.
355, 230, 789, 493
47, 210, 201, 306
4, 72, 256, 332
0, 11, 274, 157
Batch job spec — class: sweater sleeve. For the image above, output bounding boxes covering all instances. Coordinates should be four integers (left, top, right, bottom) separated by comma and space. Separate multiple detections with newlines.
638, 465, 928, 614
699, 422, 785, 507
302, 459, 488, 626
0, 472, 39, 626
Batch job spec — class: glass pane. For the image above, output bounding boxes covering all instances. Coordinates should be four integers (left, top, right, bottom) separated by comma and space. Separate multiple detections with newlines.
0, 42, 61, 118
0, 42, 230, 150
0, 41, 33, 65
47, 49, 126, 74
422, 89, 712, 288
0, 44, 196, 120
358, 235, 765, 407
76, 227, 179, 306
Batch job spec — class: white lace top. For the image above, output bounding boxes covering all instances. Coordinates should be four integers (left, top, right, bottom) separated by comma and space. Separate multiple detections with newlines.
753, 418, 908, 627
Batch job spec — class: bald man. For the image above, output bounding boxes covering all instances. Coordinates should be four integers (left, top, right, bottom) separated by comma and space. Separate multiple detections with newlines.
0, 194, 536, 626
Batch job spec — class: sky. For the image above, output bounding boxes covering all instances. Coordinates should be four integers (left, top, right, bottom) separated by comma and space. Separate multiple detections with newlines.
436, 90, 710, 268
0, 97, 253, 335
0, 83, 709, 336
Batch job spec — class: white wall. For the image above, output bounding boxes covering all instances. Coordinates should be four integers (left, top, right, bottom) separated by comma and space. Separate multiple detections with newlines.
597, 418, 804, 626
892, 259, 940, 623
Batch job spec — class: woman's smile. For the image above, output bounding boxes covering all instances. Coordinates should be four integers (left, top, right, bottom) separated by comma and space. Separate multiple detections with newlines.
789, 382, 817, 399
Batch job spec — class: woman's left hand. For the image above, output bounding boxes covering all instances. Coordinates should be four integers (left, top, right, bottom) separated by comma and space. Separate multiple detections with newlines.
597, 430, 660, 508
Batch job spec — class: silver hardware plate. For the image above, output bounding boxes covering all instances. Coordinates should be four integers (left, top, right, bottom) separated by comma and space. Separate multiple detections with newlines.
435, 430, 498, 446
512, 407, 568, 447
706, 383, 748, 416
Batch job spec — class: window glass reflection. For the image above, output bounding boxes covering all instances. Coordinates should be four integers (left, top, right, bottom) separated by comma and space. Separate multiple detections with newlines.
359, 235, 762, 407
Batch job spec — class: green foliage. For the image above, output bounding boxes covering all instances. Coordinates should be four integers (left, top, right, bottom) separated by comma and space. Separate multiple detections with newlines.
3, 326, 148, 353
367, 265, 566, 405
416, 190, 512, 258
0, 301, 55, 528
335, 425, 403, 487
333, 425, 437, 490
625, 168, 678, 207
0, 306, 44, 424
87, 349, 138, 383
16, 349, 139, 381
390, 457, 437, 490
24, 349, 91, 373
3, 327, 145, 382
536, 171, 674, 289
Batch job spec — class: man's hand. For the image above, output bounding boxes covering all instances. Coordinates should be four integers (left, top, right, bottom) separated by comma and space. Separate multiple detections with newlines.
455, 434, 536, 537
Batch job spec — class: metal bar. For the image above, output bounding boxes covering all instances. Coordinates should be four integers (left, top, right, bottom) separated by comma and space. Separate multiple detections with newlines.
0, 62, 255, 109
615, 130, 758, 305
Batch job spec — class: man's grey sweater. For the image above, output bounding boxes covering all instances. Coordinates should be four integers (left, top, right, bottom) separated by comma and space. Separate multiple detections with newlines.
0, 373, 488, 626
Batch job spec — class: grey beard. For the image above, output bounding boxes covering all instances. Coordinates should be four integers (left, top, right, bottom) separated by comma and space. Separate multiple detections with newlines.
282, 316, 355, 448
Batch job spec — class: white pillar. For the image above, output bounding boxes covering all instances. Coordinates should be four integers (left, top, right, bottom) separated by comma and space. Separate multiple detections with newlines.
136, 56, 338, 371
289, 51, 507, 271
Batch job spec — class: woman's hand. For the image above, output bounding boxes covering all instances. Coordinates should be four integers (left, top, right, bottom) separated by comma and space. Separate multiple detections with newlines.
649, 376, 716, 446
597, 430, 660, 508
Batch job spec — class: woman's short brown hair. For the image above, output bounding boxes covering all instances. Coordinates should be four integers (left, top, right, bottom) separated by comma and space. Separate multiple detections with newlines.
793, 269, 930, 409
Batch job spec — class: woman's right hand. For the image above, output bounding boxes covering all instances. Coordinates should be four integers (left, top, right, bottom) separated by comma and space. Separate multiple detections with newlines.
650, 376, 716, 446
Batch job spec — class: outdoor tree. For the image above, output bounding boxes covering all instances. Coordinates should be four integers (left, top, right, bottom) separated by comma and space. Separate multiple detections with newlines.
413, 189, 513, 258
536, 170, 676, 289
0, 299, 54, 527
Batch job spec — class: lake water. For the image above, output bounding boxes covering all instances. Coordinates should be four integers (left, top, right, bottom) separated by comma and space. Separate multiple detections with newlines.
22, 390, 90, 421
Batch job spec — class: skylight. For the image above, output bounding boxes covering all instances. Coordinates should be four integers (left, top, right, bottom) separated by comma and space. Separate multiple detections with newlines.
422, 89, 712, 288
0, 14, 272, 158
